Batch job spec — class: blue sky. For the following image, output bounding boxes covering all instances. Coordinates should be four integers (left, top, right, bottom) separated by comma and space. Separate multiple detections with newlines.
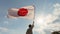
0, 0, 60, 34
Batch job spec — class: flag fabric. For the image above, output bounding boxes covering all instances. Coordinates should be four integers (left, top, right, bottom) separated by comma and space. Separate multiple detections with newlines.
7, 6, 34, 19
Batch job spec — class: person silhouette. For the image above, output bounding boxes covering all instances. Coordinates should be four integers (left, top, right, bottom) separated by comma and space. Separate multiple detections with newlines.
26, 21, 34, 34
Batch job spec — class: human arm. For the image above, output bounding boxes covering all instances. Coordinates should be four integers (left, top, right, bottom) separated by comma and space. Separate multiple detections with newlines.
31, 21, 34, 28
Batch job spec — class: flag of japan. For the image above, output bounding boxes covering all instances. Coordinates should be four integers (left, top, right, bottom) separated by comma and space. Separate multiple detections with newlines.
7, 6, 34, 19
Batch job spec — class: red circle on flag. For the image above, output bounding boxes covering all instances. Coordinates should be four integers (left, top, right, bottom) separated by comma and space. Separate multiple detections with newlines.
18, 8, 28, 16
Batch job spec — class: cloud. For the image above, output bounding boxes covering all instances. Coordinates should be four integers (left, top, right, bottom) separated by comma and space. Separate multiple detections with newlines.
0, 27, 8, 32
34, 3, 60, 34
53, 3, 60, 16
53, 3, 60, 8
46, 23, 60, 31
0, 27, 22, 34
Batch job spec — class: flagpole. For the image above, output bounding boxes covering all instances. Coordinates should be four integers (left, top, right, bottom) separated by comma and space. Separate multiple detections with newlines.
33, 5, 35, 23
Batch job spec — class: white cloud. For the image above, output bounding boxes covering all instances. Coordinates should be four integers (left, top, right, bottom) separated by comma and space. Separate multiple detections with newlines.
53, 3, 60, 8
34, 3, 60, 34
46, 23, 60, 31
34, 14, 58, 34
0, 27, 8, 32
53, 3, 60, 16
0, 27, 22, 34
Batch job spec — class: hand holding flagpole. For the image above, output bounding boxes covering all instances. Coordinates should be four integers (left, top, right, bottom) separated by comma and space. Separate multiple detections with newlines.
33, 21, 34, 25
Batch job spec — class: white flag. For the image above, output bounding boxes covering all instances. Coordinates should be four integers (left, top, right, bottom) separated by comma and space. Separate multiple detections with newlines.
7, 6, 34, 19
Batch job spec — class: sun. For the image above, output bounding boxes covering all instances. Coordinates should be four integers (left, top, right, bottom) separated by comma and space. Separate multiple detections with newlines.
35, 16, 45, 25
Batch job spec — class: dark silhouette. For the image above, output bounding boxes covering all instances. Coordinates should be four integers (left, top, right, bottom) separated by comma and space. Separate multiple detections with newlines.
26, 21, 34, 34
52, 31, 60, 34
